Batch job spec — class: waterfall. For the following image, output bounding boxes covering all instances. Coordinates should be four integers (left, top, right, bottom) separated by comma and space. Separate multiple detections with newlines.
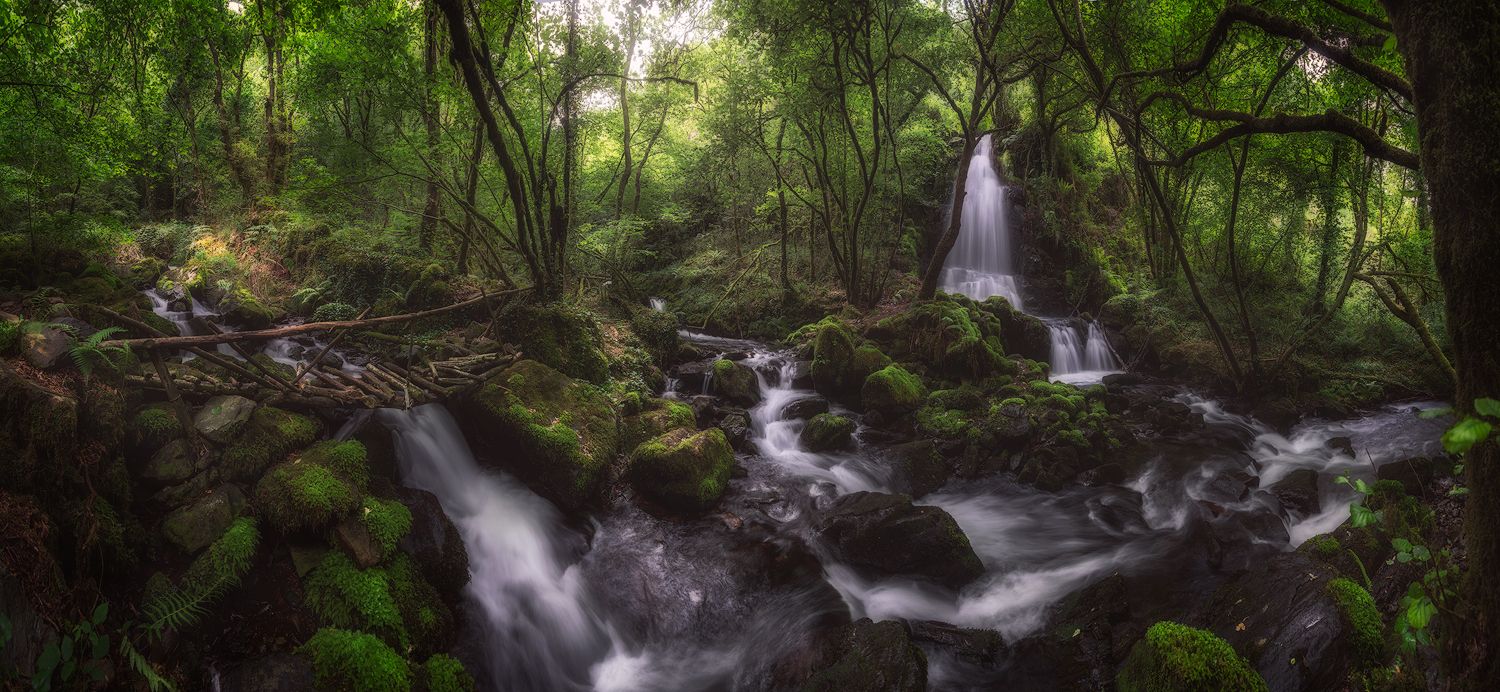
1047, 319, 1122, 384
648, 297, 666, 312
378, 405, 608, 690
939, 134, 1024, 311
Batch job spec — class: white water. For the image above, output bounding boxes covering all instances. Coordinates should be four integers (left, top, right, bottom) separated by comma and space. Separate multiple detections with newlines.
939, 135, 1122, 383
648, 297, 667, 312
747, 353, 889, 494
379, 405, 608, 690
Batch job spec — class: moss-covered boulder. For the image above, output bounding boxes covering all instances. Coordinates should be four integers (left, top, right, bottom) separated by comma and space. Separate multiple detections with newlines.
300, 628, 411, 692
461, 359, 618, 510
1116, 621, 1267, 692
403, 263, 452, 310
801, 413, 854, 452
129, 257, 168, 289
816, 491, 983, 590
1326, 578, 1383, 668
627, 427, 734, 513
799, 619, 927, 692
620, 397, 696, 452
220, 287, 279, 329
867, 297, 1006, 381
418, 654, 476, 692
162, 484, 247, 554
193, 394, 257, 442
630, 307, 680, 363
393, 486, 470, 602
508, 302, 610, 384
809, 317, 860, 397
129, 404, 180, 453
221, 406, 322, 482
253, 440, 369, 533
711, 358, 760, 407
861, 365, 926, 419
980, 296, 1050, 362
302, 552, 455, 656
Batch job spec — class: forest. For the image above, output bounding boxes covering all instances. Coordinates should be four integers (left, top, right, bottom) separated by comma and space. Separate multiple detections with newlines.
0, 0, 1497, 690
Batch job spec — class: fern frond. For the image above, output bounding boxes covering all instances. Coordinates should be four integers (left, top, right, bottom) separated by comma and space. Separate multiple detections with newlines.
140, 589, 211, 639
85, 327, 125, 348
119, 636, 178, 692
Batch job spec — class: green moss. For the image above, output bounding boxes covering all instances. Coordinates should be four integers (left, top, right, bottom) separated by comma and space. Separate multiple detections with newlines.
801, 413, 855, 452
180, 516, 260, 596
300, 628, 411, 692
509, 301, 610, 384
130, 405, 180, 451
312, 302, 358, 322
1307, 535, 1342, 558
917, 406, 969, 438
627, 427, 734, 512
869, 297, 1006, 380
221, 406, 321, 481
810, 317, 859, 395
362, 496, 413, 557
631, 307, 679, 361
304, 440, 371, 489
255, 463, 360, 533
0, 318, 18, 355
1117, 621, 1267, 692
621, 398, 697, 452
420, 654, 475, 692
1327, 578, 1384, 667
862, 365, 926, 416
304, 552, 410, 647
850, 345, 893, 382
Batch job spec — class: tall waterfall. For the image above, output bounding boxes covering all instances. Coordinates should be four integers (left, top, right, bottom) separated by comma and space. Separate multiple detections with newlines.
939, 134, 1024, 310
940, 134, 1122, 383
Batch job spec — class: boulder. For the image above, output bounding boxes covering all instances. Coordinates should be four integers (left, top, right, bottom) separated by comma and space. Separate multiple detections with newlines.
799, 619, 927, 692
800, 413, 854, 452
21, 327, 70, 370
1326, 436, 1355, 457
333, 517, 382, 569
717, 411, 752, 451
816, 492, 983, 590
671, 360, 714, 394
193, 395, 257, 443
811, 319, 861, 398
458, 360, 618, 510
620, 398, 696, 452
781, 395, 831, 421
909, 620, 1004, 666
885, 440, 949, 498
980, 296, 1051, 363
162, 484, 246, 554
219, 406, 321, 482
1376, 456, 1447, 496
861, 365, 926, 419
1268, 468, 1321, 517
628, 427, 734, 513
1117, 621, 1267, 692
218, 653, 315, 692
220, 288, 278, 330
865, 298, 1006, 381
141, 439, 195, 484
394, 487, 470, 601
789, 360, 814, 389
711, 358, 760, 407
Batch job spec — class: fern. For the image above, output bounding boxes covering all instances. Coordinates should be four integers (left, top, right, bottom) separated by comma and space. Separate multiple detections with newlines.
61, 326, 127, 384
118, 637, 177, 692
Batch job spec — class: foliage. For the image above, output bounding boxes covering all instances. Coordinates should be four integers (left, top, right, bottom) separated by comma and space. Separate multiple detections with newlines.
419, 654, 476, 692
300, 628, 411, 692
30, 603, 111, 692
55, 325, 128, 384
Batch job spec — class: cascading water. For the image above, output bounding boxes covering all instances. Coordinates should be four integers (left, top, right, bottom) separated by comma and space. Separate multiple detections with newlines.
648, 297, 667, 312
939, 134, 1122, 383
939, 134, 1024, 310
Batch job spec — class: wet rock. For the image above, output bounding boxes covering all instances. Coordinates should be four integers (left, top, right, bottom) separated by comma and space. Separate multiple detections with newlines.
141, 439, 194, 484
1005, 573, 1138, 690
457, 360, 618, 510
333, 516, 381, 569
1085, 462, 1128, 486
909, 620, 1004, 665
811, 319, 861, 398
219, 288, 278, 330
717, 410, 752, 451
781, 395, 830, 421
21, 326, 70, 369
801, 413, 855, 452
980, 297, 1051, 363
628, 427, 734, 513
161, 484, 245, 554
684, 394, 718, 423
861, 365, 925, 420
1198, 466, 1257, 504
885, 440, 950, 498
620, 398, 696, 452
711, 358, 760, 407
817, 492, 983, 590
193, 395, 257, 443
672, 360, 713, 394
218, 653, 315, 692
1206, 509, 1289, 572
1377, 456, 1448, 496
1326, 436, 1355, 457
1269, 469, 1321, 517
986, 403, 1031, 445
790, 360, 814, 389
394, 487, 470, 600
800, 619, 927, 692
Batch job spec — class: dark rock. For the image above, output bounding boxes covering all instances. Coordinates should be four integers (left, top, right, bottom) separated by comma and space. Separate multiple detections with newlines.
333, 516, 381, 568
193, 395, 257, 443
980, 297, 1051, 363
162, 484, 245, 554
1269, 469, 1321, 517
1377, 456, 1447, 496
1198, 466, 1257, 504
1085, 463, 1128, 486
801, 413, 855, 452
987, 403, 1031, 446
1326, 436, 1355, 457
885, 440, 950, 498
790, 360, 814, 389
817, 492, 983, 590
685, 395, 718, 424
710, 359, 760, 407
909, 620, 1004, 665
799, 619, 927, 692
141, 439, 195, 484
1206, 508, 1289, 572
394, 487, 470, 601
781, 395, 831, 421
718, 411, 752, 451
21, 327, 69, 369
218, 653, 315, 692
672, 360, 714, 394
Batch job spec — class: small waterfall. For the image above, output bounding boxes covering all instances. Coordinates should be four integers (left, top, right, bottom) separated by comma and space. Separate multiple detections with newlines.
142, 288, 194, 336
1046, 319, 1121, 384
648, 297, 667, 312
939, 134, 1024, 311
378, 405, 608, 689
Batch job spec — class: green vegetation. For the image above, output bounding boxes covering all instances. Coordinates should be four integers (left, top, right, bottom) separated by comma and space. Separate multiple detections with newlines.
361, 497, 414, 558
221, 407, 321, 481
628, 427, 734, 512
861, 365, 926, 417
300, 628, 411, 692
1327, 578, 1384, 668
302, 553, 451, 653
1117, 621, 1267, 692
419, 654, 476, 692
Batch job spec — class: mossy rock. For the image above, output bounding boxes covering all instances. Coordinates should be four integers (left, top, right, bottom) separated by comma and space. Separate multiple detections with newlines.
1326, 578, 1384, 668
801, 413, 854, 452
861, 365, 926, 418
462, 360, 618, 510
620, 397, 696, 452
300, 628, 411, 692
221, 406, 322, 482
221, 287, 279, 329
868, 297, 1006, 381
1116, 621, 1267, 692
800, 619, 926, 692
162, 485, 247, 554
419, 654, 476, 692
508, 301, 611, 384
65, 275, 128, 306
711, 358, 760, 407
302, 552, 454, 656
630, 307, 680, 362
253, 441, 369, 533
809, 317, 860, 397
129, 257, 167, 289
129, 404, 180, 453
850, 345, 893, 383
404, 263, 452, 310
627, 427, 734, 513
979, 296, 1051, 362
312, 301, 358, 322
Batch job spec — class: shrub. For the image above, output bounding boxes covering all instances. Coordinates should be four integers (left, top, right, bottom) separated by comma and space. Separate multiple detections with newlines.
1117, 621, 1267, 692
300, 628, 411, 692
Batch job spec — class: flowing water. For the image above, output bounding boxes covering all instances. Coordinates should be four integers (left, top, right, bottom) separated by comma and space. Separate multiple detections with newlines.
938, 134, 1122, 384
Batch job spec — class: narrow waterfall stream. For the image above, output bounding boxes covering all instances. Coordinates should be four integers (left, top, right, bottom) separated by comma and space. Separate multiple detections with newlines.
938, 134, 1121, 384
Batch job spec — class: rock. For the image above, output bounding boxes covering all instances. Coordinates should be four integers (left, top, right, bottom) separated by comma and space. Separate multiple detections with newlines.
1326, 436, 1355, 457
219, 288, 278, 330
909, 620, 1004, 665
620, 398, 696, 452
218, 653, 315, 692
193, 395, 257, 443
865, 298, 1006, 381
672, 360, 714, 394
717, 411, 752, 451
781, 395, 830, 421
1198, 466, 1256, 504
711, 358, 760, 407
811, 319, 861, 398
1117, 621, 1267, 692
980, 297, 1051, 363
861, 365, 925, 419
458, 360, 618, 510
816, 492, 983, 590
161, 484, 246, 554
287, 540, 330, 578
684, 394, 719, 424
21, 327, 70, 369
1377, 456, 1446, 496
790, 360, 814, 389
885, 440, 950, 498
800, 619, 927, 692
986, 403, 1031, 445
333, 517, 381, 569
628, 427, 734, 513
141, 439, 195, 484
219, 406, 321, 482
801, 413, 855, 452
394, 487, 470, 601
1269, 469, 1321, 516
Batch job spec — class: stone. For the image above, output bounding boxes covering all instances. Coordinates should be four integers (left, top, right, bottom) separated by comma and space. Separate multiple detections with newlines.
1326, 436, 1355, 457
861, 365, 926, 419
717, 411, 752, 451
21, 327, 70, 370
800, 619, 927, 692
980, 296, 1051, 363
816, 491, 983, 590
628, 427, 734, 513
909, 620, 1005, 665
287, 540, 330, 578
620, 398, 697, 452
1377, 456, 1446, 496
334, 517, 382, 569
141, 439, 194, 484
394, 487, 470, 601
711, 358, 760, 407
781, 395, 830, 421
193, 395, 257, 443
1269, 468, 1321, 517
800, 413, 855, 452
218, 653, 315, 692
161, 484, 246, 554
885, 440, 950, 498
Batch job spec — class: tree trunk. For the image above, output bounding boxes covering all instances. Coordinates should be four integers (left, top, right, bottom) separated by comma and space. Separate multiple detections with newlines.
1384, 1, 1500, 685
614, 13, 637, 218
918, 136, 977, 300
419, 2, 442, 252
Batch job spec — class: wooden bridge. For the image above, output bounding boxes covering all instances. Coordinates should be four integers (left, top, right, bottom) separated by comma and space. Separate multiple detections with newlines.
98, 289, 524, 411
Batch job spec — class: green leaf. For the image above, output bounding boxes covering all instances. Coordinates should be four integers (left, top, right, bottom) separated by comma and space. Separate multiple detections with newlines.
90, 633, 107, 660
1412, 545, 1431, 562
1450, 486, 1470, 497
1353, 478, 1372, 494
1407, 598, 1437, 629
1476, 398, 1500, 418
91, 603, 108, 627
1442, 417, 1492, 454
1392, 537, 1413, 552
61, 635, 73, 661
1383, 35, 1398, 52
38, 641, 60, 672
60, 659, 75, 682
